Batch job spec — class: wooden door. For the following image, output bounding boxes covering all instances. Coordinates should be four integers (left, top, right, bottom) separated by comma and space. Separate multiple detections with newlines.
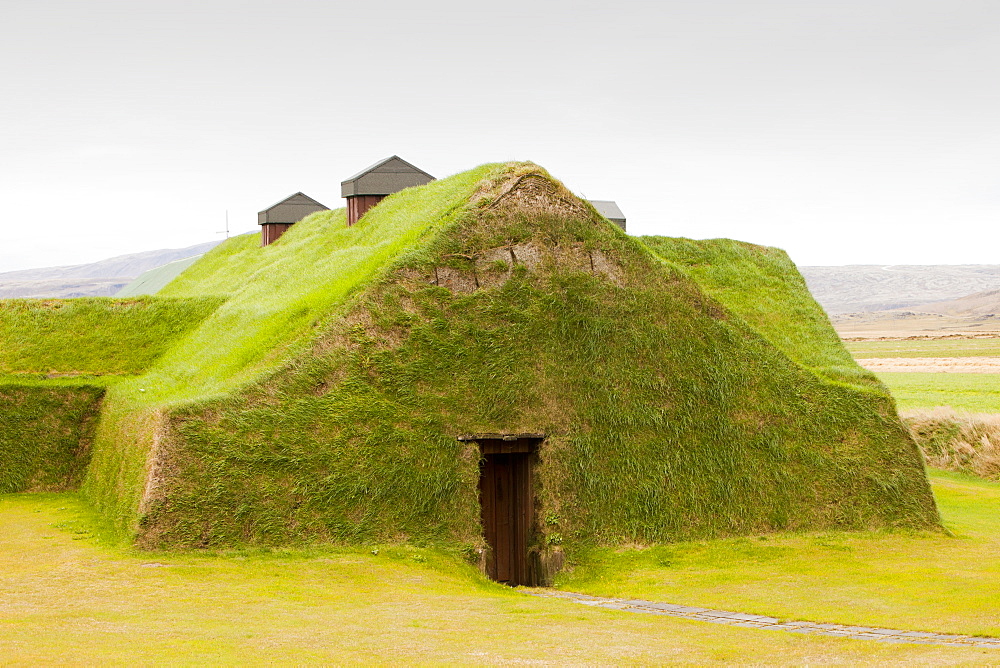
478, 439, 538, 586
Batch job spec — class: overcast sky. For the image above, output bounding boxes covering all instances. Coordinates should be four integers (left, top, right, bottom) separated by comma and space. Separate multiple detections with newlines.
2, 0, 998, 271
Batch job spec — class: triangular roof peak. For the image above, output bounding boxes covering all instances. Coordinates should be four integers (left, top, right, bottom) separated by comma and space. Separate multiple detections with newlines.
343, 156, 434, 183
258, 192, 331, 228
341, 156, 436, 198
260, 192, 329, 213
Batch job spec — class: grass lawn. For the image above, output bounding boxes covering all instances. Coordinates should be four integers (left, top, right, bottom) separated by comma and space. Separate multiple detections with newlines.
845, 337, 1000, 359
876, 372, 1000, 412
2, 473, 1000, 664
559, 470, 1000, 638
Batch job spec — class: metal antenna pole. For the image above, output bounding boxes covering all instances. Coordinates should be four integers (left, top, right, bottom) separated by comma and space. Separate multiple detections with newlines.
217, 210, 230, 238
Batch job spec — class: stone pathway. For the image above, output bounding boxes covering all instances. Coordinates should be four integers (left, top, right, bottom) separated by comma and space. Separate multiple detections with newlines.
524, 589, 1000, 649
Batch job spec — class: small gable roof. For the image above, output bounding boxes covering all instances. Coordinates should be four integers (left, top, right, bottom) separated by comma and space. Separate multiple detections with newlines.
341, 156, 435, 197
258, 192, 330, 226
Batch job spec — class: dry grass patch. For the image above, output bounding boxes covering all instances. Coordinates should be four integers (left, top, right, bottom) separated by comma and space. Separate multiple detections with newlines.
906, 408, 1000, 480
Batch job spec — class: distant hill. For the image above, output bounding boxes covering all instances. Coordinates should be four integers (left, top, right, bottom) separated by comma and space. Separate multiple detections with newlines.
0, 241, 221, 298
830, 286, 1000, 338
798, 264, 1000, 314
908, 289, 1000, 317
0, 278, 131, 299
117, 254, 211, 297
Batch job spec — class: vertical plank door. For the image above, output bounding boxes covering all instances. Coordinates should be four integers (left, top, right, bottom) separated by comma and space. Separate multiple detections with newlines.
479, 451, 534, 585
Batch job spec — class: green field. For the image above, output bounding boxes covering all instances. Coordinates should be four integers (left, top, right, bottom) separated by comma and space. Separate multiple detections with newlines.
846, 337, 1000, 359
1, 470, 996, 664
877, 372, 1000, 412
559, 470, 1000, 638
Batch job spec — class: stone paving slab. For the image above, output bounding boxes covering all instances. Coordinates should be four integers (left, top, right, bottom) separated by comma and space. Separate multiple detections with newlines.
523, 589, 1000, 649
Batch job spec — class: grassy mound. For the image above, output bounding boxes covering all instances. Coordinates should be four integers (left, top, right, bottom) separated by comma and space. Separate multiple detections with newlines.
642, 237, 877, 388
83, 165, 502, 534
0, 297, 222, 375
77, 162, 938, 552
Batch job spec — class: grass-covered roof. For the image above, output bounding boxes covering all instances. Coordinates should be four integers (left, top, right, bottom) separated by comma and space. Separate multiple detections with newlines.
1, 161, 939, 563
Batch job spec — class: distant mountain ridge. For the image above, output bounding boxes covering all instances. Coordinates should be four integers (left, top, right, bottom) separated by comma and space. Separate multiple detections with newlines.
829, 286, 1000, 337
799, 264, 1000, 314
0, 241, 221, 298
0, 278, 133, 300
908, 289, 1000, 317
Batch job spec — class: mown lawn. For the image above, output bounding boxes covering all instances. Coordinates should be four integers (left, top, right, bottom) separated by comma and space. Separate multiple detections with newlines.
2, 473, 1000, 664
559, 470, 1000, 638
877, 372, 1000, 412
845, 337, 1000, 359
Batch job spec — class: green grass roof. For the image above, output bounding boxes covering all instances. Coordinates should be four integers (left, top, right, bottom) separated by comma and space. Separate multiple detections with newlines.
1, 161, 938, 556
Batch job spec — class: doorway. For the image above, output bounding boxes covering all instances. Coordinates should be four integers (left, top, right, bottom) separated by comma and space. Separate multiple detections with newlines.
466, 435, 543, 586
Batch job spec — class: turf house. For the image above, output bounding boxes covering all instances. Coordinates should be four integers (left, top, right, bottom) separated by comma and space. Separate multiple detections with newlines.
0, 161, 939, 586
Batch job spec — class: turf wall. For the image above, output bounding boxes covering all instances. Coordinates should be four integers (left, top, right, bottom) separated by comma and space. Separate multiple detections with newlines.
0, 382, 104, 493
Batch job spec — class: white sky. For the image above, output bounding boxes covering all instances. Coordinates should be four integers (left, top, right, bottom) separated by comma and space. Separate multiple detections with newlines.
2, 0, 998, 271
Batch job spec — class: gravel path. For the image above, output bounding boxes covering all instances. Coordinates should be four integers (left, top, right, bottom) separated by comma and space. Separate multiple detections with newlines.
525, 589, 1000, 648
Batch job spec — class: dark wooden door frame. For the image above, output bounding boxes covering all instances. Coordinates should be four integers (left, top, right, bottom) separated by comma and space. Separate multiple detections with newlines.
459, 434, 544, 587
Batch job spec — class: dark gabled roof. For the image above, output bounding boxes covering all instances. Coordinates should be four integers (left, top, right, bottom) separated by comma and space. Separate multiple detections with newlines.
258, 192, 330, 226
343, 156, 434, 182
260, 192, 329, 213
341, 156, 436, 197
